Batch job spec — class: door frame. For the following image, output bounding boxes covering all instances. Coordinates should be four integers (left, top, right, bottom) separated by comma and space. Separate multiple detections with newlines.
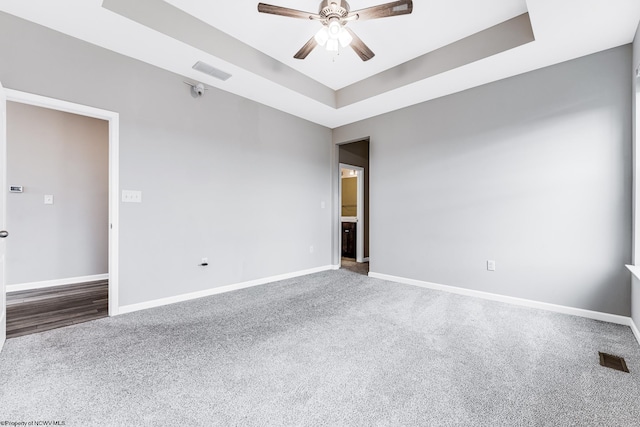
4, 89, 120, 316
339, 163, 365, 264
1, 82, 6, 351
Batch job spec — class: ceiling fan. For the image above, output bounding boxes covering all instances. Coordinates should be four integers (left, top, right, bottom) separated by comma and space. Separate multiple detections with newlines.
257, 0, 413, 61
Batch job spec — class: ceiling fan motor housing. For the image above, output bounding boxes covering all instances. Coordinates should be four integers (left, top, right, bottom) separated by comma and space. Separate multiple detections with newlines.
319, 0, 350, 20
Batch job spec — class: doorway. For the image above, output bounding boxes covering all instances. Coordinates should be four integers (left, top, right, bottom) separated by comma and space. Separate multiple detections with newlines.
340, 164, 364, 261
2, 89, 119, 341
635, 66, 640, 266
337, 139, 370, 275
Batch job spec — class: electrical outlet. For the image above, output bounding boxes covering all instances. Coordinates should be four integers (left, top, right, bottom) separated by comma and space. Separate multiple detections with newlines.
122, 190, 142, 203
309, 246, 314, 254
201, 257, 208, 265
487, 260, 496, 271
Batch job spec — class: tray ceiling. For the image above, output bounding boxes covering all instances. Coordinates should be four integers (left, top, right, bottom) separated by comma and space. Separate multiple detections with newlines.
0, 0, 639, 128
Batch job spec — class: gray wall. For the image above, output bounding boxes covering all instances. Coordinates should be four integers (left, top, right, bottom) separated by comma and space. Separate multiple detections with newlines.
0, 13, 332, 306
6, 102, 108, 284
334, 46, 633, 316
632, 24, 640, 327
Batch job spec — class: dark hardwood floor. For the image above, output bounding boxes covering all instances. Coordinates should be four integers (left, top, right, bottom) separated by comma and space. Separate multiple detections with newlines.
341, 258, 369, 276
6, 280, 108, 339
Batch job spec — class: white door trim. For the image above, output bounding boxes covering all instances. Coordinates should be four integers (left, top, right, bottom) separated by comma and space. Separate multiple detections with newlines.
5, 89, 120, 316
0, 81, 6, 352
339, 163, 365, 264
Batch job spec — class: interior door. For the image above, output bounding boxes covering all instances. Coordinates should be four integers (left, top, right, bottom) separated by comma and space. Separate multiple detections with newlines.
0, 81, 7, 351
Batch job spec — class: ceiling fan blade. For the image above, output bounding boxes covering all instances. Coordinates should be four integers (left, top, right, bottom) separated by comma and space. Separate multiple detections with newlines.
350, 0, 413, 21
294, 36, 318, 60
257, 3, 319, 20
346, 28, 375, 61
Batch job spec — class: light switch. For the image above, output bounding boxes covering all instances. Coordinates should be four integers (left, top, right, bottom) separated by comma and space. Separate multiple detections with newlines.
44, 195, 54, 205
320, 201, 325, 209
122, 190, 142, 203
487, 260, 496, 271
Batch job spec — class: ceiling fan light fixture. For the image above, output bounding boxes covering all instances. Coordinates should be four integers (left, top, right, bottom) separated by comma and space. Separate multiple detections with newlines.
338, 27, 353, 47
326, 39, 339, 52
327, 18, 342, 39
314, 27, 329, 46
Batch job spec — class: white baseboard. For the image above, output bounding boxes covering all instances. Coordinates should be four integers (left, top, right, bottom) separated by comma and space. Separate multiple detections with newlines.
629, 318, 640, 345
331, 264, 340, 270
7, 274, 109, 292
118, 265, 335, 315
368, 272, 634, 328
0, 311, 5, 353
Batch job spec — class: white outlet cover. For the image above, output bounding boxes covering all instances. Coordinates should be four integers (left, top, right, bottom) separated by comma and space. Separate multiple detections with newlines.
122, 190, 142, 203
44, 195, 54, 205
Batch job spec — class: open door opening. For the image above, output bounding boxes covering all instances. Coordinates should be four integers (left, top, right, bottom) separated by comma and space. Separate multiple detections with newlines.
339, 164, 368, 275
5, 102, 109, 338
337, 139, 370, 275
340, 165, 364, 260
1, 89, 119, 344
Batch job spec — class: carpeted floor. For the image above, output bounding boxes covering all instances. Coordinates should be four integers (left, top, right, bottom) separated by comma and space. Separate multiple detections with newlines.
1, 269, 639, 426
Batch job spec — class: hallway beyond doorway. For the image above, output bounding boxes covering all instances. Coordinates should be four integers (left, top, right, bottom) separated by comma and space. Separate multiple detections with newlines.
341, 258, 369, 276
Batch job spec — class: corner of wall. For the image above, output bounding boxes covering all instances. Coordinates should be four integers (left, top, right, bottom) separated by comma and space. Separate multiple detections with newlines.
631, 21, 640, 333
634, 21, 640, 70
631, 277, 640, 343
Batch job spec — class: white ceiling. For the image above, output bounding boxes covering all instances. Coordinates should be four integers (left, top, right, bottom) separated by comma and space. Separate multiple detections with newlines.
0, 0, 639, 128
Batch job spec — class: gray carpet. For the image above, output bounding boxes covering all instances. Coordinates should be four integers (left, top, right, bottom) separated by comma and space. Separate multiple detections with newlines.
1, 269, 639, 426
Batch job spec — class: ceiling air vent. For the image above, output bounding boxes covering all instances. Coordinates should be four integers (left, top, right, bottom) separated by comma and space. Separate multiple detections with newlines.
192, 61, 232, 81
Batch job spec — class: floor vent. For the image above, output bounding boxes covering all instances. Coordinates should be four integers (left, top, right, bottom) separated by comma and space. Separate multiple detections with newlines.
599, 352, 629, 373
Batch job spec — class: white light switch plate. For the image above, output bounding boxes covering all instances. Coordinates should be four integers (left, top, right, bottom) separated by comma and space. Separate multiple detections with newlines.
44, 195, 54, 205
122, 190, 142, 203
487, 260, 496, 271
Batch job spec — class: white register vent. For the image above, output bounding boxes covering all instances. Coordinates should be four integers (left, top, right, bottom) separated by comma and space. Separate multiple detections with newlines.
192, 61, 232, 81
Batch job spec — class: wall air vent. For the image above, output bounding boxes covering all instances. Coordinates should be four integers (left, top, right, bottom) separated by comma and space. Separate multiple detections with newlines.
192, 61, 232, 81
